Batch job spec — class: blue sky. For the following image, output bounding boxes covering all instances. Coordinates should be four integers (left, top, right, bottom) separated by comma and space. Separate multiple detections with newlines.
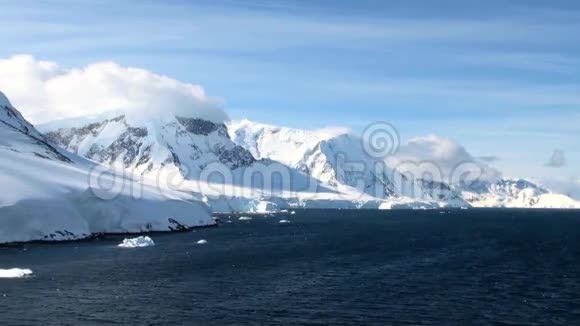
0, 0, 578, 179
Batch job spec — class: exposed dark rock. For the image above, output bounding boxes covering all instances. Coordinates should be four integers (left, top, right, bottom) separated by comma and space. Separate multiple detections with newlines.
417, 178, 461, 200
32, 152, 50, 160
218, 145, 256, 169
136, 145, 153, 167
42, 115, 257, 178
168, 218, 188, 232
176, 116, 227, 136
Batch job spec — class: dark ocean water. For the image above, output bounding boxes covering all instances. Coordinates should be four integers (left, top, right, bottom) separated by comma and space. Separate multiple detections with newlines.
1, 209, 580, 325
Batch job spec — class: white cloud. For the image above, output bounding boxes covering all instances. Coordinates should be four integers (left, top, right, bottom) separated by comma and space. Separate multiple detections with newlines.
0, 55, 228, 124
387, 135, 501, 183
315, 126, 352, 140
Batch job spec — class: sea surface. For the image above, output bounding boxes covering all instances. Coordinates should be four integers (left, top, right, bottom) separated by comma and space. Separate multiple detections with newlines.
1, 209, 580, 325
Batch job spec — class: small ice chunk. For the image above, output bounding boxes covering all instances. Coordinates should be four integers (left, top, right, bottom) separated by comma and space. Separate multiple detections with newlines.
118, 236, 156, 248
279, 220, 291, 224
0, 268, 33, 278
290, 211, 296, 215
280, 210, 289, 213
196, 240, 208, 245
238, 216, 253, 221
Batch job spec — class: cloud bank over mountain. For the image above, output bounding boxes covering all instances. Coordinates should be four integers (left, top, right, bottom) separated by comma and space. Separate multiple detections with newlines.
387, 135, 501, 184
0, 55, 228, 124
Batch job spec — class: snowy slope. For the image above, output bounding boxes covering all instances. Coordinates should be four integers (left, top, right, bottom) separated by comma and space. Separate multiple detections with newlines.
0, 91, 213, 244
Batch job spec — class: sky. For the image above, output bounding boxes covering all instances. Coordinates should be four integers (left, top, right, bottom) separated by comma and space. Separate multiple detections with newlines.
0, 0, 578, 180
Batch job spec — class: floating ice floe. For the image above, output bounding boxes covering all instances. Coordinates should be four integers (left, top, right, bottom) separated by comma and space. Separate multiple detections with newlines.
196, 239, 208, 245
118, 236, 156, 248
249, 200, 280, 214
238, 216, 253, 221
290, 211, 296, 215
0, 268, 33, 278
279, 220, 291, 224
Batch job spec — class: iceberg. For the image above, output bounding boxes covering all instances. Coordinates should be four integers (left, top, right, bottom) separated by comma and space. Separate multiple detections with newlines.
250, 201, 280, 214
238, 216, 253, 221
118, 236, 156, 248
0, 268, 33, 278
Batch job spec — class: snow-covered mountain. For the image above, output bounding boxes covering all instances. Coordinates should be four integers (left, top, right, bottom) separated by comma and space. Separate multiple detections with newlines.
0, 91, 214, 244
227, 119, 468, 205
228, 120, 580, 210
43, 116, 464, 210
39, 115, 579, 211
42, 114, 333, 210
460, 178, 580, 208
45, 115, 256, 179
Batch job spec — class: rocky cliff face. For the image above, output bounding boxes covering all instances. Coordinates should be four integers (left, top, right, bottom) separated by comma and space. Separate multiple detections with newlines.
45, 115, 255, 179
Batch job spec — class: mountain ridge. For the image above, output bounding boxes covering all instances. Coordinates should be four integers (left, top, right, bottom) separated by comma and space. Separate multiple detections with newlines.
38, 113, 580, 211
227, 119, 580, 210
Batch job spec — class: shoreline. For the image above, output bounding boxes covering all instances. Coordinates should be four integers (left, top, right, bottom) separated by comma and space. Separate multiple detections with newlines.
0, 221, 218, 248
